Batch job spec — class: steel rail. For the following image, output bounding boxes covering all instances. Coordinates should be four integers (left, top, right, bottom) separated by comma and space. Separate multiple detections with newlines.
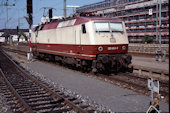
0, 68, 34, 113
2, 50, 88, 113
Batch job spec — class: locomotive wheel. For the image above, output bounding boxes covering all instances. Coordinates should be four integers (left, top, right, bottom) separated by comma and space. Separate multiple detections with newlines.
104, 65, 111, 76
128, 66, 133, 73
81, 67, 86, 73
105, 71, 111, 76
81, 66, 90, 73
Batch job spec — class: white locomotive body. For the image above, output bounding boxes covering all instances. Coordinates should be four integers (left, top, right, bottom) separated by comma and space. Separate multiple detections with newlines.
31, 16, 133, 74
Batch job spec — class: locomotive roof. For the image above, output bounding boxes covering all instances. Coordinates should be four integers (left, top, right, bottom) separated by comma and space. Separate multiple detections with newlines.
32, 16, 122, 32
76, 16, 122, 23
79, 16, 122, 21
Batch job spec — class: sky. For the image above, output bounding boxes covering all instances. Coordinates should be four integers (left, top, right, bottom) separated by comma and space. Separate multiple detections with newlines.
0, 0, 103, 29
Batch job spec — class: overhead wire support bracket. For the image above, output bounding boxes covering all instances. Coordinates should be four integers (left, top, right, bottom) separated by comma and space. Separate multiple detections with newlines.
40, 7, 56, 17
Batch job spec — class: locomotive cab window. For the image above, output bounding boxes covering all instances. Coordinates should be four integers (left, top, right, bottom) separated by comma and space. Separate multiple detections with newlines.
82, 24, 86, 34
110, 22, 124, 33
94, 21, 124, 33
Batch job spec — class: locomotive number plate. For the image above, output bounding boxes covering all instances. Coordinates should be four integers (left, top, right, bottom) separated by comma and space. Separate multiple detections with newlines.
110, 38, 116, 43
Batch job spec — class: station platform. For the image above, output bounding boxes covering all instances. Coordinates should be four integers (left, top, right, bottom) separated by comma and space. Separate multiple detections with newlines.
132, 55, 169, 72
22, 57, 169, 112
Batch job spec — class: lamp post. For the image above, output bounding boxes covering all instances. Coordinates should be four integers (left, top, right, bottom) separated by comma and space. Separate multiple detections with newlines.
156, 0, 158, 42
155, 0, 164, 61
158, 0, 162, 52
64, 0, 67, 18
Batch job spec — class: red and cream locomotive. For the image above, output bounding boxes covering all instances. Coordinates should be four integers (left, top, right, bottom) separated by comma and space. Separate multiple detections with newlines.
31, 14, 133, 74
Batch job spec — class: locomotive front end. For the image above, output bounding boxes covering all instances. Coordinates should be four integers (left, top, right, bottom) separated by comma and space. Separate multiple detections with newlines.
91, 20, 133, 74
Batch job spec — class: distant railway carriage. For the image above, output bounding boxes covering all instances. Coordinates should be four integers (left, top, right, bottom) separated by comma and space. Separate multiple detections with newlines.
31, 15, 133, 74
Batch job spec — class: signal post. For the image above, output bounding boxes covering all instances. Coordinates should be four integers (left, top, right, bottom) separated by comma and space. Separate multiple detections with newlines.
26, 0, 33, 61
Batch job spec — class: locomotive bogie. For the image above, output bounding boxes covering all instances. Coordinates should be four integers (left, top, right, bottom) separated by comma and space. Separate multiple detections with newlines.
91, 54, 133, 74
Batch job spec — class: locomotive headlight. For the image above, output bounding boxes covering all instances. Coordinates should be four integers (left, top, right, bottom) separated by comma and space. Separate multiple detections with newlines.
98, 46, 103, 52
122, 46, 126, 50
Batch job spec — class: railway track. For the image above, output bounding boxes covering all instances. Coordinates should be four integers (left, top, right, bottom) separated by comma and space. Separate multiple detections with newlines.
1, 47, 27, 56
108, 73, 169, 99
82, 70, 169, 104
0, 50, 98, 113
1, 47, 169, 103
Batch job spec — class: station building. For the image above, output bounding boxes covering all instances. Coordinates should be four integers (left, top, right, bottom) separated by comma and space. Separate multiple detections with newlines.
0, 29, 29, 42
76, 0, 169, 43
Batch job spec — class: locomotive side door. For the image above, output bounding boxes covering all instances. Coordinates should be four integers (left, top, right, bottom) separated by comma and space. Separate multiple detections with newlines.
75, 28, 81, 56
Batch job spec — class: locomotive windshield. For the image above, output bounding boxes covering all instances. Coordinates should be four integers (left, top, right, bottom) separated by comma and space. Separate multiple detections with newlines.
94, 22, 124, 33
